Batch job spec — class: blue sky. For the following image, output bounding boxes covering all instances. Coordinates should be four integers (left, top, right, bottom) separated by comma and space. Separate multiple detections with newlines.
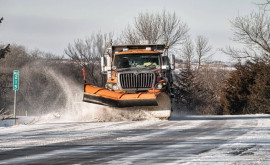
0, 0, 264, 61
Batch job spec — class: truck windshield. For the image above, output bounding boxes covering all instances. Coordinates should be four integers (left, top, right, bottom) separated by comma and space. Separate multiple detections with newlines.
114, 54, 160, 69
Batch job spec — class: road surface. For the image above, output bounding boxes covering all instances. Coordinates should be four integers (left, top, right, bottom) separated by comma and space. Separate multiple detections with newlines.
0, 114, 270, 164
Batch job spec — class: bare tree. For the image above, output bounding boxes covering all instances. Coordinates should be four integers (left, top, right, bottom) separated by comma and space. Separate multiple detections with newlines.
223, 9, 270, 62
161, 11, 189, 47
195, 35, 212, 70
122, 25, 139, 44
65, 32, 113, 86
181, 37, 194, 69
135, 12, 161, 44
0, 17, 10, 59
257, 0, 270, 10
180, 35, 212, 69
264, 0, 270, 4
122, 10, 189, 47
123, 13, 161, 44
0, 44, 10, 59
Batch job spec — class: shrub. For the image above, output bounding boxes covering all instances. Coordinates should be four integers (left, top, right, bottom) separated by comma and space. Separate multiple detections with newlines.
220, 61, 270, 114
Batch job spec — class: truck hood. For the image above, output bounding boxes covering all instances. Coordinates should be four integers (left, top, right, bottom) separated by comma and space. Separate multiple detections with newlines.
115, 67, 159, 72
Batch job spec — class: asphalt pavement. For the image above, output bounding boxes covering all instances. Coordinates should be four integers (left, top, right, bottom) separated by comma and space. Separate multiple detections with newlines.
0, 114, 270, 164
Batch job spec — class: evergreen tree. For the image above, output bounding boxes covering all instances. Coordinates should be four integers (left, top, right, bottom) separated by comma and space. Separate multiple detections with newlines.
221, 61, 270, 114
248, 62, 270, 113
174, 65, 197, 112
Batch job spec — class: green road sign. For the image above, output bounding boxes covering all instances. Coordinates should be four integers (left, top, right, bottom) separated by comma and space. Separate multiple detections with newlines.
13, 70, 19, 91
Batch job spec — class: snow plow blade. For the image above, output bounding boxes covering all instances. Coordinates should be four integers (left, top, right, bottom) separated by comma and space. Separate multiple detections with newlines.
83, 84, 158, 107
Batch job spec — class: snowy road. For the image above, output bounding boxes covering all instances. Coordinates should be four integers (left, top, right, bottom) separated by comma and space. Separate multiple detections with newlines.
0, 115, 270, 164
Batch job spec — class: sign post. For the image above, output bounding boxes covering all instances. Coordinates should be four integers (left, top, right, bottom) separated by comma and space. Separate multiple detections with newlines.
13, 70, 19, 125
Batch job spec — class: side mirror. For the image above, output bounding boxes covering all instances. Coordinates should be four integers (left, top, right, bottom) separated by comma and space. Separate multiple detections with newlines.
170, 54, 175, 70
106, 54, 112, 70
161, 56, 170, 70
161, 65, 169, 70
101, 56, 106, 74
101, 55, 112, 74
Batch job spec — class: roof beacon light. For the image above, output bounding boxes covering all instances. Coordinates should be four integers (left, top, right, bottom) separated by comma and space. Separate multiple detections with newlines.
146, 47, 152, 51
123, 48, 129, 51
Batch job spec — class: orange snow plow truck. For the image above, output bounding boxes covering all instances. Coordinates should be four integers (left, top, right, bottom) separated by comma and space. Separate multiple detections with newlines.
83, 43, 175, 119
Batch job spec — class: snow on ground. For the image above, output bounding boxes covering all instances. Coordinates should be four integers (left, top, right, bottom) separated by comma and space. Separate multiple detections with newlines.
180, 114, 270, 165
0, 116, 36, 127
1, 113, 270, 164
0, 117, 211, 164
0, 118, 160, 152
104, 114, 270, 165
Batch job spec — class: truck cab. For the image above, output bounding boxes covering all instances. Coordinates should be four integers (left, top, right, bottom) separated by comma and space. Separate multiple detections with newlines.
101, 44, 175, 95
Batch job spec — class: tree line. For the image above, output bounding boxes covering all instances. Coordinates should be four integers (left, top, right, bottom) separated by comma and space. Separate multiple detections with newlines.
1, 1, 270, 115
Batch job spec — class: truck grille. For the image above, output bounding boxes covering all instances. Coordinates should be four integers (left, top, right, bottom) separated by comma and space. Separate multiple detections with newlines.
119, 72, 155, 89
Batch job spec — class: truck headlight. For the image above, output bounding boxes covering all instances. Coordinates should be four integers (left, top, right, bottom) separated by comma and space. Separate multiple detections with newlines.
106, 83, 113, 90
156, 82, 163, 89
112, 84, 120, 90
155, 82, 166, 89
106, 83, 120, 90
